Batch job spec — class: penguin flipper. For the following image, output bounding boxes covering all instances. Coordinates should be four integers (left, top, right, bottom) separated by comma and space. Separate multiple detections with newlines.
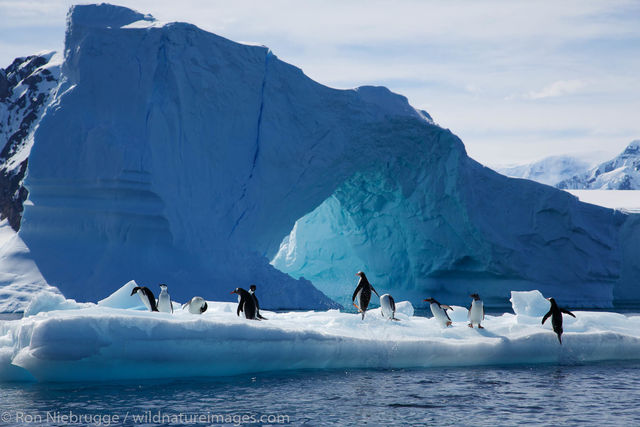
561, 308, 576, 318
441, 305, 453, 311
352, 283, 363, 302
371, 286, 380, 298
542, 310, 552, 324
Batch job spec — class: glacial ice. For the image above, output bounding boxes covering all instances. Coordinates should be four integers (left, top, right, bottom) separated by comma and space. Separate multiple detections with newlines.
1, 288, 640, 382
1, 3, 639, 313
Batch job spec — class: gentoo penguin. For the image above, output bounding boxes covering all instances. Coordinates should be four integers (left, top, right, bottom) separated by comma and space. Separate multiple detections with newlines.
468, 293, 484, 328
542, 297, 576, 344
130, 286, 158, 312
352, 271, 379, 320
157, 284, 173, 314
379, 293, 399, 321
423, 298, 453, 327
231, 288, 257, 320
182, 296, 208, 314
249, 284, 267, 320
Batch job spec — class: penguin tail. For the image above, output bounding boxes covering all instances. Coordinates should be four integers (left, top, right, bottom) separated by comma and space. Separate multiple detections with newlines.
361, 312, 366, 320
557, 334, 563, 344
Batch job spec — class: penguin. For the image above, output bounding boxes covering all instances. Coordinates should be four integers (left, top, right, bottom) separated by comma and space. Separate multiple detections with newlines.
249, 284, 267, 320
231, 288, 257, 320
352, 271, 379, 320
468, 293, 484, 328
542, 297, 576, 344
130, 286, 159, 312
423, 298, 453, 327
182, 296, 208, 314
379, 293, 399, 321
157, 284, 173, 314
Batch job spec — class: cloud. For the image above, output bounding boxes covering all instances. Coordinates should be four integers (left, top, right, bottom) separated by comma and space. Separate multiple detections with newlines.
525, 80, 589, 100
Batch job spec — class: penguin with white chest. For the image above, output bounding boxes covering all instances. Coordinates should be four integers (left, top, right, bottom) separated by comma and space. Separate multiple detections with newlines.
232, 288, 258, 320
182, 296, 208, 314
157, 284, 173, 314
542, 297, 575, 344
352, 271, 379, 320
131, 286, 158, 312
424, 298, 453, 327
468, 293, 484, 328
379, 294, 399, 321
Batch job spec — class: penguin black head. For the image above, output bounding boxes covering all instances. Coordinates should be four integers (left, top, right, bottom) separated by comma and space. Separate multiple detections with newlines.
470, 293, 480, 300
159, 284, 168, 290
547, 297, 557, 306
130, 286, 144, 296
356, 271, 364, 277
250, 284, 257, 292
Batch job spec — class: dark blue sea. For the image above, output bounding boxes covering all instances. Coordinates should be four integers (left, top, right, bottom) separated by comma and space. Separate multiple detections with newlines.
1, 362, 640, 426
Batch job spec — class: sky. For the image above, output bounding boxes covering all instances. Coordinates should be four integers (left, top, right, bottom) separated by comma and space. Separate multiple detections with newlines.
1, 0, 639, 165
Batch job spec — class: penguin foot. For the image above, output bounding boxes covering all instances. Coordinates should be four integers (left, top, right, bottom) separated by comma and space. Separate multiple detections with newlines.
468, 323, 473, 328
478, 325, 484, 329
446, 321, 452, 327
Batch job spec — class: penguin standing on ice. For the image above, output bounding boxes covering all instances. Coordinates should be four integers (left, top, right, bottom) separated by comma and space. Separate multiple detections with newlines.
424, 298, 453, 327
157, 284, 173, 314
249, 285, 267, 320
131, 286, 159, 312
542, 297, 576, 344
379, 293, 399, 321
352, 271, 379, 320
232, 288, 258, 320
468, 293, 484, 328
182, 296, 208, 314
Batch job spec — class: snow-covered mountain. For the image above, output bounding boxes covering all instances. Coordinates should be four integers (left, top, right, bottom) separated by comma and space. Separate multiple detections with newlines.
557, 141, 640, 190
0, 4, 639, 311
494, 155, 594, 186
0, 53, 60, 231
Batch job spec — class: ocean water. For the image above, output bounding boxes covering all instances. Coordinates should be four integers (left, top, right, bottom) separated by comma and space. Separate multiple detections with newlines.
1, 362, 640, 426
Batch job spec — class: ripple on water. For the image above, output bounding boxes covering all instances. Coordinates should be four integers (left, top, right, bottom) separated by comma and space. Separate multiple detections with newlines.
1, 363, 640, 426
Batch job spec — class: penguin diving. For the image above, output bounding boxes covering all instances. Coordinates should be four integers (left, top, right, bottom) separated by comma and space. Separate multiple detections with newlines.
542, 297, 576, 344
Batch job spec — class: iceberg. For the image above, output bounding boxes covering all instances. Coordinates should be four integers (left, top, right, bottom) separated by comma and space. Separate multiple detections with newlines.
0, 3, 638, 312
1, 288, 640, 382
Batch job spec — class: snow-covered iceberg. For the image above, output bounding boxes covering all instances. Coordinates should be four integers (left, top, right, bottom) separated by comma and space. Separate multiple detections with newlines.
0, 3, 639, 312
2, 289, 640, 382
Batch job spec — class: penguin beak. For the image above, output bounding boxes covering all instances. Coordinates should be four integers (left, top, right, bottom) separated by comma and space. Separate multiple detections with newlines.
230, 290, 236, 294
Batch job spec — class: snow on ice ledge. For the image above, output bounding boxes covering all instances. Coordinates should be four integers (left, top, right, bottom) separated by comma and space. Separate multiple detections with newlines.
1, 286, 639, 382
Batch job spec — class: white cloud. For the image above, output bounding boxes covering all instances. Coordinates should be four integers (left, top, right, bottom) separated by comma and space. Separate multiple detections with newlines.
525, 80, 589, 100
